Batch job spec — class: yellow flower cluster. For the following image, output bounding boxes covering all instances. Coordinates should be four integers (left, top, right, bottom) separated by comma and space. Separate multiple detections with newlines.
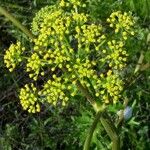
75, 24, 105, 52
26, 53, 45, 81
43, 46, 71, 71
95, 71, 124, 104
3, 0, 138, 114
19, 75, 70, 113
59, 0, 69, 7
32, 5, 55, 34
30, 2, 133, 106
102, 72, 123, 104
33, 9, 63, 51
38, 75, 69, 106
74, 59, 96, 78
4, 41, 25, 72
66, 58, 98, 88
70, 0, 81, 7
60, 0, 86, 8
107, 11, 135, 40
104, 40, 128, 70
19, 84, 40, 113
72, 12, 88, 23
32, 8, 70, 65
31, 1, 104, 79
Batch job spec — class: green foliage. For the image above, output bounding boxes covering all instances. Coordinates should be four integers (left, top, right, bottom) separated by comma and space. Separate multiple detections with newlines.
86, 0, 122, 21
123, 0, 150, 22
73, 107, 110, 149
0, 124, 19, 150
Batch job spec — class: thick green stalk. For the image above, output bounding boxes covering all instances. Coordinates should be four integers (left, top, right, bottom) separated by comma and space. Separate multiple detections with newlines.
0, 6, 34, 40
100, 113, 120, 150
76, 80, 120, 150
76, 80, 105, 112
83, 111, 102, 150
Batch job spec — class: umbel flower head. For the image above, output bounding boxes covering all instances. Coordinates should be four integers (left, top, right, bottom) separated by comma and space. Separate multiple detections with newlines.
107, 11, 135, 37
4, 41, 25, 72
19, 84, 40, 113
4, 0, 137, 113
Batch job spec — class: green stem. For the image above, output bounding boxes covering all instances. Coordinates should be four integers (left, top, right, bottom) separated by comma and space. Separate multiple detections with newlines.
100, 113, 120, 150
76, 80, 103, 112
0, 6, 34, 40
76, 81, 95, 105
76, 80, 120, 150
83, 111, 102, 150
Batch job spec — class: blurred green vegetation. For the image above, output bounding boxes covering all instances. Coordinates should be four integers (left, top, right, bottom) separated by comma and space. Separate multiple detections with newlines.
0, 0, 150, 149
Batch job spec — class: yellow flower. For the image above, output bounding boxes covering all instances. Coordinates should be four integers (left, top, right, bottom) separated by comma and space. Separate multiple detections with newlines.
4, 41, 25, 72
19, 84, 40, 113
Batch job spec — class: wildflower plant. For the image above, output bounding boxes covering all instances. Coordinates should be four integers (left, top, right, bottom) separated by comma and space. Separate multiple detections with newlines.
3, 0, 139, 149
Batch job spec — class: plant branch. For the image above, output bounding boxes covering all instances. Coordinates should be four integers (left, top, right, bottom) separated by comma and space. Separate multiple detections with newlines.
100, 112, 120, 150
76, 80, 106, 112
83, 111, 102, 150
0, 6, 35, 40
76, 81, 95, 106
76, 80, 120, 150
